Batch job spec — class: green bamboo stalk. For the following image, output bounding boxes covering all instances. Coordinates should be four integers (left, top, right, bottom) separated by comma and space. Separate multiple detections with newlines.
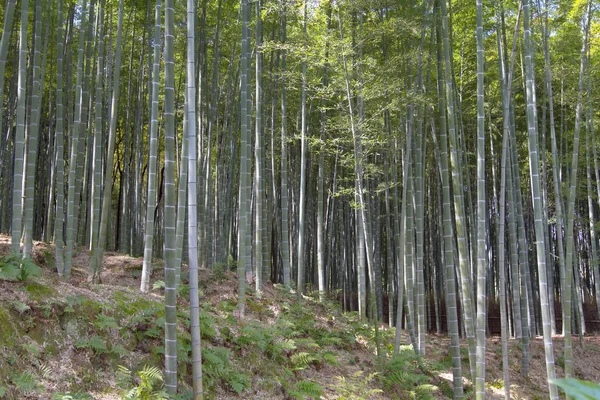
475, 0, 487, 394
163, 0, 177, 391
186, 0, 202, 393
140, 0, 162, 292
522, 0, 558, 396
11, 0, 29, 255
561, 0, 591, 380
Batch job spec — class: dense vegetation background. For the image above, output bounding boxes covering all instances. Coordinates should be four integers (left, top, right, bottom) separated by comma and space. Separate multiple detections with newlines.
0, 0, 599, 398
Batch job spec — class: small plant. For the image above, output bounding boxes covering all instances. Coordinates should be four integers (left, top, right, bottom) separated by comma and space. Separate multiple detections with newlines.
202, 346, 249, 394
116, 365, 168, 400
377, 349, 438, 399
0, 255, 40, 281
291, 352, 320, 370
289, 380, 323, 400
75, 335, 108, 354
51, 392, 94, 400
94, 313, 119, 331
12, 370, 39, 393
152, 280, 165, 291
553, 378, 600, 400
331, 371, 383, 400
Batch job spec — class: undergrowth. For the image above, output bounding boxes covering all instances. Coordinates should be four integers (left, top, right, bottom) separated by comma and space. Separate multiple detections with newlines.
0, 255, 439, 399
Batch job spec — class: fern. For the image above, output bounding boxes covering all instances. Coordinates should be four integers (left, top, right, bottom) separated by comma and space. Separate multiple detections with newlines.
553, 378, 600, 400
414, 384, 438, 400
13, 370, 38, 393
289, 380, 323, 400
39, 363, 53, 380
269, 338, 297, 358
235, 325, 269, 351
152, 280, 165, 290
116, 365, 133, 389
291, 352, 319, 370
90, 336, 107, 353
317, 335, 343, 347
94, 314, 119, 330
295, 337, 319, 350
0, 255, 40, 281
110, 343, 129, 357
332, 371, 383, 400
228, 373, 249, 395
199, 310, 217, 340
379, 352, 433, 394
11, 300, 31, 314
87, 335, 108, 353
51, 392, 94, 400
202, 347, 249, 395
0, 259, 21, 280
321, 351, 339, 366
118, 365, 167, 400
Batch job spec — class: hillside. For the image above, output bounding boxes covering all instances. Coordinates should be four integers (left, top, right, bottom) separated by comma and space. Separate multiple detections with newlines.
1, 236, 600, 399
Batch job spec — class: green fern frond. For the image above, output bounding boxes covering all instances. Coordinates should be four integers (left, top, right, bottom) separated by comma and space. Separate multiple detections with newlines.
11, 300, 31, 314
20, 258, 41, 280
274, 338, 297, 352
152, 280, 165, 290
317, 335, 343, 347
94, 314, 119, 330
414, 383, 438, 400
332, 371, 383, 399
39, 363, 53, 380
138, 365, 163, 383
228, 373, 249, 394
291, 352, 319, 369
13, 371, 38, 392
116, 365, 132, 389
199, 310, 217, 340
289, 380, 323, 399
321, 351, 339, 366
87, 335, 108, 353
295, 337, 319, 349
110, 344, 129, 357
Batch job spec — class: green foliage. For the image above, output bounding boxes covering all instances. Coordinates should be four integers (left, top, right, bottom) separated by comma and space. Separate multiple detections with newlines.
75, 335, 108, 354
12, 370, 39, 393
177, 284, 190, 298
0, 255, 40, 281
94, 314, 119, 331
331, 371, 383, 400
199, 310, 217, 340
377, 349, 438, 399
321, 351, 339, 366
51, 392, 94, 400
553, 378, 600, 400
266, 338, 297, 362
202, 347, 249, 395
235, 325, 269, 351
110, 343, 129, 357
23, 342, 40, 357
116, 365, 168, 400
11, 300, 31, 314
0, 386, 6, 397
152, 280, 165, 290
291, 351, 320, 370
289, 380, 323, 400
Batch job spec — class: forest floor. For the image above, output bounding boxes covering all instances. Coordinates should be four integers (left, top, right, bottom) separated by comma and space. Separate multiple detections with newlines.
1, 235, 600, 399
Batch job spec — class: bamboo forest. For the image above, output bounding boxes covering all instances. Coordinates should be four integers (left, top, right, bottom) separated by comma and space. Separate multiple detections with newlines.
0, 0, 599, 398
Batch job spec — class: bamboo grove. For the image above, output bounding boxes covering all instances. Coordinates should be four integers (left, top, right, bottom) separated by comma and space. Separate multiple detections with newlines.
0, 0, 598, 398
